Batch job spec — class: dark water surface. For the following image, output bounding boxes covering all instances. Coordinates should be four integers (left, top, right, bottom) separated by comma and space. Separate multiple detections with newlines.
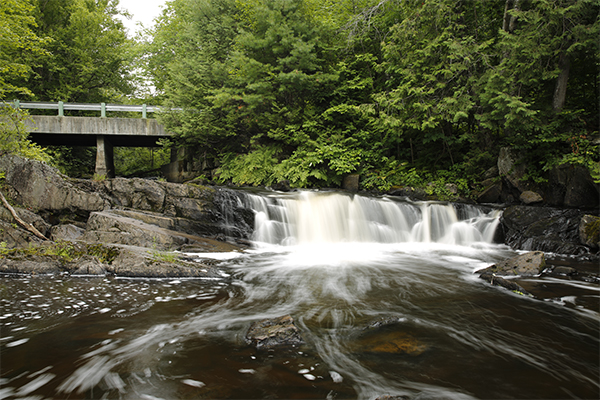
1, 192, 598, 399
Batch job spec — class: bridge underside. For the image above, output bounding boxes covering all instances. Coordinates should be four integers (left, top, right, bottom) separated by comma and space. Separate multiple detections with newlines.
26, 116, 172, 178
29, 133, 165, 147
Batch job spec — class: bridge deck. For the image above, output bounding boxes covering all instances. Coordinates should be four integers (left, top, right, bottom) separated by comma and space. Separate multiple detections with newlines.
26, 115, 170, 147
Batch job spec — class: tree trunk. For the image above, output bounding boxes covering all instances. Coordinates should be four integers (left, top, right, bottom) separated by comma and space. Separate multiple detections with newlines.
503, 0, 521, 33
553, 53, 571, 113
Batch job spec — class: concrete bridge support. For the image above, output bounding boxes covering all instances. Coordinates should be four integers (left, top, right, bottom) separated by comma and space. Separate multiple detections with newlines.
95, 136, 115, 178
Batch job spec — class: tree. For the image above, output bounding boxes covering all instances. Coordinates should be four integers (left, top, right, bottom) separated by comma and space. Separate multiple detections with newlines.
0, 0, 50, 99
29, 0, 134, 102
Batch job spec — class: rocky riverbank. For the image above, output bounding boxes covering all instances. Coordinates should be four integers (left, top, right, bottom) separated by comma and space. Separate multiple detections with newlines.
0, 155, 598, 279
0, 154, 252, 278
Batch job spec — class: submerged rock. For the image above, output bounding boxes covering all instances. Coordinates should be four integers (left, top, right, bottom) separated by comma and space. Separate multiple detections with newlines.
478, 272, 532, 296
478, 251, 546, 276
245, 315, 304, 350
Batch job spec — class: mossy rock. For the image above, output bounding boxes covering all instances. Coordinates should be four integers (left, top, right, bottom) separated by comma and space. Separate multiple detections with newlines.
579, 215, 600, 249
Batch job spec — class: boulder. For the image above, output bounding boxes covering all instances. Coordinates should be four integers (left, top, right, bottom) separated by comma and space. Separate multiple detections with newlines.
501, 205, 592, 255
546, 164, 600, 208
478, 251, 546, 276
245, 315, 304, 349
520, 191, 543, 205
477, 182, 502, 204
101, 178, 166, 212
82, 210, 191, 250
498, 147, 533, 194
579, 215, 600, 249
0, 155, 109, 213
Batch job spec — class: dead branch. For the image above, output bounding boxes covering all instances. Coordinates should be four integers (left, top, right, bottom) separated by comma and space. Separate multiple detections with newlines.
0, 190, 49, 241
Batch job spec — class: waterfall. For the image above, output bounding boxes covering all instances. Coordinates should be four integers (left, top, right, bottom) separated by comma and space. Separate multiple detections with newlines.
244, 191, 501, 246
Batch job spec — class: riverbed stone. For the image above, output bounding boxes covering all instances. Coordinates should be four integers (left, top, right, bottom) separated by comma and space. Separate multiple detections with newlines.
579, 215, 600, 249
479, 272, 532, 296
478, 251, 546, 276
245, 315, 304, 349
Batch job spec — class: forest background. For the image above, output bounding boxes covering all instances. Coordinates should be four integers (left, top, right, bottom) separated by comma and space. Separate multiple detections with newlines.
1, 0, 598, 198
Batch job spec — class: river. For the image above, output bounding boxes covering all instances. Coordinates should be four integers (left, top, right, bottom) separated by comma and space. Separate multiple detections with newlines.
1, 191, 598, 399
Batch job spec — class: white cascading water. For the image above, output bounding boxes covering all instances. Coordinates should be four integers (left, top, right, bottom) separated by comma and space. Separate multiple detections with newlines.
247, 191, 501, 247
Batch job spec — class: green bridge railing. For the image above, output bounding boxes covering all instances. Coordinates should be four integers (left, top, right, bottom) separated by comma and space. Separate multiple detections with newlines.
10, 101, 162, 119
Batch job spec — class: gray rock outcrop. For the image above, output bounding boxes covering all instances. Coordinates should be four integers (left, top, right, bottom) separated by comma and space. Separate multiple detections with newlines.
501, 205, 594, 255
0, 155, 109, 213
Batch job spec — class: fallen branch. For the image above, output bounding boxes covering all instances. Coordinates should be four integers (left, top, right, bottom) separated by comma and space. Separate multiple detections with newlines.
0, 190, 49, 241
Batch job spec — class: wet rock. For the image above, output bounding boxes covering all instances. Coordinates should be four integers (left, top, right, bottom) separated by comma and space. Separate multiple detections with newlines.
501, 205, 592, 255
579, 215, 600, 249
388, 187, 428, 201
245, 315, 304, 350
343, 174, 360, 192
520, 191, 543, 205
365, 316, 405, 329
353, 330, 427, 356
70, 255, 107, 276
550, 266, 578, 276
110, 249, 221, 278
271, 180, 291, 192
375, 396, 410, 400
0, 257, 62, 275
478, 251, 546, 276
479, 272, 532, 296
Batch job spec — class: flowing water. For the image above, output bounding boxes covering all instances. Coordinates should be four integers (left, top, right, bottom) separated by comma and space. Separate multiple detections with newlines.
1, 191, 598, 399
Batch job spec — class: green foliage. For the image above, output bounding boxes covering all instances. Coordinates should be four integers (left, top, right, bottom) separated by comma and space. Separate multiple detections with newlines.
150, 250, 180, 264
0, 105, 51, 162
1, 241, 119, 264
114, 147, 170, 177
29, 0, 134, 102
144, 0, 599, 191
45, 146, 95, 177
0, 0, 50, 98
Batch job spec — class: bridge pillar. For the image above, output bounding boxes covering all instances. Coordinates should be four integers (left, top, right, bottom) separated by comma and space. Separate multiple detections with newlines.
95, 135, 115, 178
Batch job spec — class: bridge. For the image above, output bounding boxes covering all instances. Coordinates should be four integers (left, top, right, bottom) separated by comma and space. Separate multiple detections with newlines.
14, 101, 173, 178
